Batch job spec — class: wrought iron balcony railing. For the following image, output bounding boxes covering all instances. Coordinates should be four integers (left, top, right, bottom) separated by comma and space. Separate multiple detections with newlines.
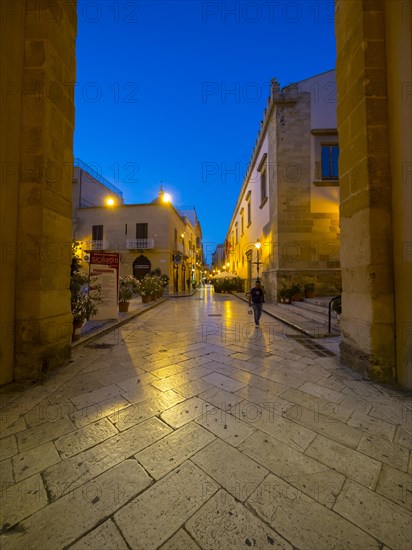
126, 238, 155, 250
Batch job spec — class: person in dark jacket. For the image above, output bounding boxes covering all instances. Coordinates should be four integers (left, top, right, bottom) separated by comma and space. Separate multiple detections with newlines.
248, 279, 264, 328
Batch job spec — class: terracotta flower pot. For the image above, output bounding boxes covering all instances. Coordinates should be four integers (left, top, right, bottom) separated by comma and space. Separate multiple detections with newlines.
119, 301, 130, 312
141, 295, 151, 303
72, 319, 85, 341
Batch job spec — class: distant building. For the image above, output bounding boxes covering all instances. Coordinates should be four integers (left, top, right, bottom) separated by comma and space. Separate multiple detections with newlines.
225, 70, 341, 299
72, 160, 204, 292
211, 243, 226, 272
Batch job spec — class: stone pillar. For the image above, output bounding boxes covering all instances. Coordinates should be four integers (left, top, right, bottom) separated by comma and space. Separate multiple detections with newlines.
384, 2, 412, 387
0, 1, 77, 382
335, 0, 411, 386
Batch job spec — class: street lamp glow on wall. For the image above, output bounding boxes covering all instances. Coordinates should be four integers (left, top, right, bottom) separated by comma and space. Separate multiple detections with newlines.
254, 239, 262, 281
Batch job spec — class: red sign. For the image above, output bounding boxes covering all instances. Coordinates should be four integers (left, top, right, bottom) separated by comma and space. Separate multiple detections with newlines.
89, 252, 120, 319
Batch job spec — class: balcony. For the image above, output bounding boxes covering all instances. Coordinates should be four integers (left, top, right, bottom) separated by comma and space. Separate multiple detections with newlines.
175, 242, 184, 254
85, 240, 109, 251
126, 238, 155, 250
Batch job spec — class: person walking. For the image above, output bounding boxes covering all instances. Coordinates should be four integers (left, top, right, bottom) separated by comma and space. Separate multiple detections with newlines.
248, 279, 264, 328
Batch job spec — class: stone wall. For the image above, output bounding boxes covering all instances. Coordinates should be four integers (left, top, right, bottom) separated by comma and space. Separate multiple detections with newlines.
0, 1, 77, 382
335, 0, 411, 386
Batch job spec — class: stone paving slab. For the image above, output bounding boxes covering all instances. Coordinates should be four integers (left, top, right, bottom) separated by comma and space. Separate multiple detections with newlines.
375, 463, 412, 511
43, 417, 171, 500
0, 458, 13, 483
70, 384, 123, 410
279, 387, 353, 423
0, 417, 27, 439
191, 438, 269, 501
247, 473, 380, 550
114, 460, 219, 550
160, 397, 214, 429
1, 460, 152, 550
333, 479, 412, 550
116, 372, 160, 392
198, 386, 244, 410
357, 433, 410, 472
232, 400, 317, 452
174, 378, 215, 398
108, 391, 185, 431
186, 489, 292, 549
1, 290, 411, 549
195, 405, 256, 446
135, 422, 215, 480
347, 410, 397, 441
0, 435, 18, 461
159, 529, 201, 550
240, 430, 345, 508
304, 434, 382, 490
70, 395, 131, 428
282, 402, 364, 449
16, 416, 75, 452
69, 519, 129, 550
12, 441, 61, 482
54, 417, 118, 459
0, 473, 48, 531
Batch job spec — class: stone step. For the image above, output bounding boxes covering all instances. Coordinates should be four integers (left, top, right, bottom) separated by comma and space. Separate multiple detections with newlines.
275, 303, 340, 337
291, 297, 340, 316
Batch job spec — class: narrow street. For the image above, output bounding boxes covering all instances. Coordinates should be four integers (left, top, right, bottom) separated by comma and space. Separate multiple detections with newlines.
1, 287, 411, 550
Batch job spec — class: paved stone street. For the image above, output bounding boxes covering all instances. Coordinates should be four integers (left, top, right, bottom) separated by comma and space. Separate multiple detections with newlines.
1, 287, 411, 550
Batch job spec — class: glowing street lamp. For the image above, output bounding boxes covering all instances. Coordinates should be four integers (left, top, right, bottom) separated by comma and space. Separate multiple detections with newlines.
254, 239, 262, 281
106, 197, 115, 206
162, 193, 171, 203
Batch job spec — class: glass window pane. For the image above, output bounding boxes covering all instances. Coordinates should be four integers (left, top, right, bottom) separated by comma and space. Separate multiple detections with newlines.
332, 146, 339, 177
321, 146, 330, 177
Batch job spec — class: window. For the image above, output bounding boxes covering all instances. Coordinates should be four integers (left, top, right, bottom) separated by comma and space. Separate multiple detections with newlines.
125, 224, 127, 235
174, 228, 178, 247
92, 225, 103, 241
321, 145, 339, 179
260, 169, 267, 205
235, 222, 238, 244
240, 208, 244, 235
258, 154, 268, 207
136, 223, 148, 239
246, 194, 252, 227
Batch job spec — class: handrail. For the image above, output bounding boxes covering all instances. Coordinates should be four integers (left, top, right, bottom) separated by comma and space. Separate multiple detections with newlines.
328, 295, 341, 333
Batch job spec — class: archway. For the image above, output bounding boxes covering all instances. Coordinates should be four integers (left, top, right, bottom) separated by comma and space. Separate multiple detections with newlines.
133, 255, 151, 280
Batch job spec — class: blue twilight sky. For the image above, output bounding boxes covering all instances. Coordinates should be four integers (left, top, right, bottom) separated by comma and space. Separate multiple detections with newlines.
74, 0, 337, 262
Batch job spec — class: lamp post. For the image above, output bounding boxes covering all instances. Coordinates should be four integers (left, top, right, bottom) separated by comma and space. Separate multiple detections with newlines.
253, 240, 262, 282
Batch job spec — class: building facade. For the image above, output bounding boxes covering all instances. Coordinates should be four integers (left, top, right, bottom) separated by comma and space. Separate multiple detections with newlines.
1, 1, 77, 383
335, 1, 411, 387
211, 243, 226, 272
225, 70, 341, 300
72, 163, 204, 292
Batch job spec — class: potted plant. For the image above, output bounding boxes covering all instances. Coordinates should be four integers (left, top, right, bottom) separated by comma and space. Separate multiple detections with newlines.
140, 274, 156, 303
152, 275, 164, 299
304, 283, 316, 299
290, 284, 303, 302
279, 288, 292, 304
71, 241, 101, 340
119, 275, 140, 312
